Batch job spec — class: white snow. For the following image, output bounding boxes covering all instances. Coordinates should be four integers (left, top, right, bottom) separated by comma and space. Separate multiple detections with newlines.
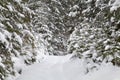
17, 12, 25, 18
16, 54, 120, 80
0, 23, 4, 27
105, 45, 111, 50
14, 0, 22, 3
22, 30, 34, 38
0, 57, 5, 68
81, 63, 120, 80
0, 32, 7, 42
110, 0, 120, 12
86, 0, 92, 3
73, 5, 79, 9
7, 4, 14, 11
0, 32, 9, 48
74, 43, 79, 48
12, 57, 25, 73
17, 23, 23, 29
68, 11, 78, 17
13, 32, 23, 46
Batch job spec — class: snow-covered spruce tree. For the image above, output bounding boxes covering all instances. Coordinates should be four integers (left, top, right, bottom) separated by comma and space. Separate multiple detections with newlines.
28, 0, 54, 55
67, 0, 120, 71
0, 0, 37, 79
29, 0, 77, 55
44, 0, 68, 55
43, 0, 88, 55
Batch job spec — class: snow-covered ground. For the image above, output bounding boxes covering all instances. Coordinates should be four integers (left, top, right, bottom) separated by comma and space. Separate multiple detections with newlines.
16, 54, 120, 80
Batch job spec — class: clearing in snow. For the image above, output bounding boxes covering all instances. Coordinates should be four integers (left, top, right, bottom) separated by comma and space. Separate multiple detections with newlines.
16, 54, 120, 80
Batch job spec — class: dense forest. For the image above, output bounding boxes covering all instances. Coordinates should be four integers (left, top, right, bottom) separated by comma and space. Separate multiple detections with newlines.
0, 0, 120, 80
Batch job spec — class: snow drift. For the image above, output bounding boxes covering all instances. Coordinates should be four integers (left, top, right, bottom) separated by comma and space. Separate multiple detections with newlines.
16, 54, 120, 80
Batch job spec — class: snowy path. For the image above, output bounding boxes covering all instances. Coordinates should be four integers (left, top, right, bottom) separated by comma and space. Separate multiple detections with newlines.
16, 54, 120, 80
16, 54, 85, 80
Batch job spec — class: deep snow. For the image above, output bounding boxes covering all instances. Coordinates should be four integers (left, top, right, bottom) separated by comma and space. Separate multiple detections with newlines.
16, 54, 120, 80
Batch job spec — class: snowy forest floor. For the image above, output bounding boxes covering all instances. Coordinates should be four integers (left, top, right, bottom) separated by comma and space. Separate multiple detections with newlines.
16, 54, 120, 80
